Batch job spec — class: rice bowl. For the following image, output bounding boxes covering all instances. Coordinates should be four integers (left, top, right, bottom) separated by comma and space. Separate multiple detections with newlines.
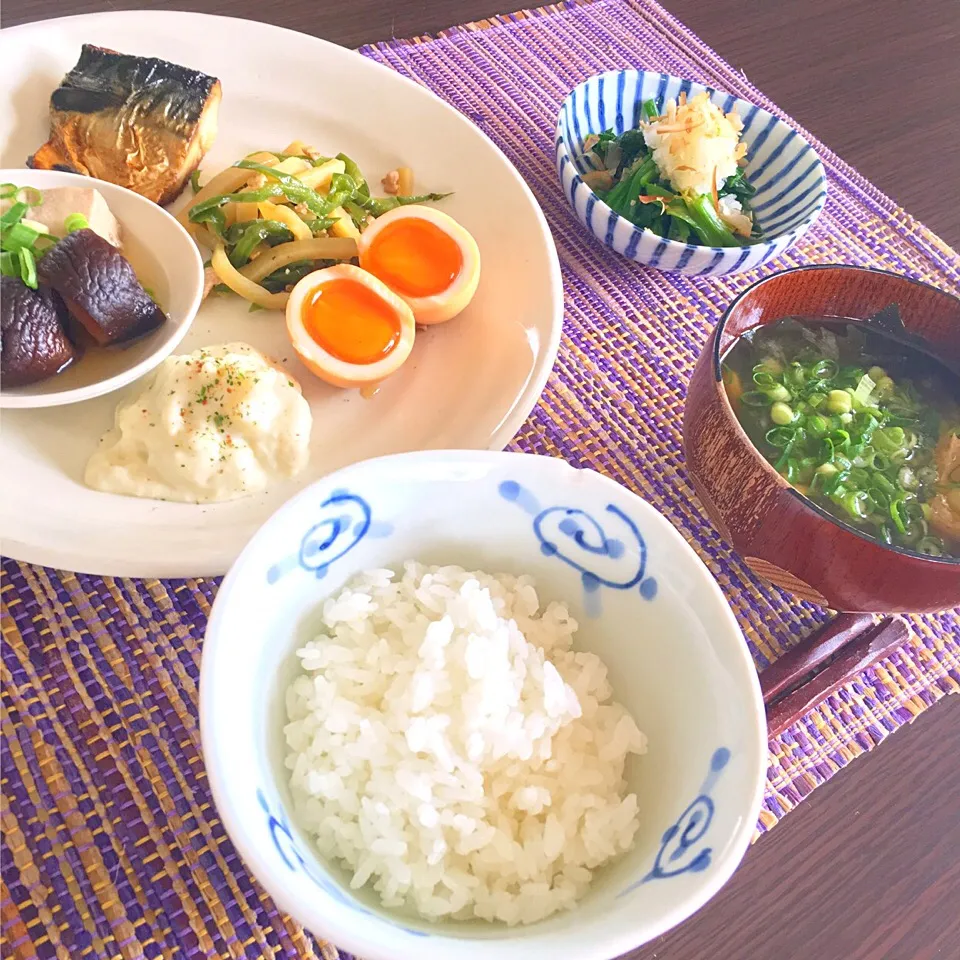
200, 449, 767, 960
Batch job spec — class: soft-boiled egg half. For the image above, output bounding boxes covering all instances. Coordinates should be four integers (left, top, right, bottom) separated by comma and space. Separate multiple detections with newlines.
286, 263, 416, 389
357, 205, 480, 325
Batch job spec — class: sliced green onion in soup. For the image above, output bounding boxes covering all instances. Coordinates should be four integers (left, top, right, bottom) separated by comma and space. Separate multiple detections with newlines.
828, 428, 851, 451
765, 426, 796, 448
739, 390, 771, 407
812, 358, 839, 380
889, 498, 908, 534
841, 490, 873, 518
916, 536, 944, 557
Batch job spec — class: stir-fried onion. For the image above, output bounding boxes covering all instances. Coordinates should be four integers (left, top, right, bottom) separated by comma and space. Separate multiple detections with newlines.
211, 244, 289, 310
239, 237, 359, 283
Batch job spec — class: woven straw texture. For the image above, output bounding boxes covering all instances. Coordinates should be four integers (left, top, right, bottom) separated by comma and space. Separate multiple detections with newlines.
3, 1, 959, 957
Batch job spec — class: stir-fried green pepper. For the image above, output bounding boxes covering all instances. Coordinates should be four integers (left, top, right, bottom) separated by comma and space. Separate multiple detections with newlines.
336, 153, 369, 198
302, 216, 338, 235
189, 186, 286, 236
343, 200, 370, 230
359, 192, 452, 217
233, 160, 358, 220
225, 220, 294, 267
260, 259, 334, 293
272, 152, 332, 166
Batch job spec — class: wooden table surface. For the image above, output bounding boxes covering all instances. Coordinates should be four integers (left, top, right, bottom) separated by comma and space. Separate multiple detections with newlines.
2, 1, 959, 958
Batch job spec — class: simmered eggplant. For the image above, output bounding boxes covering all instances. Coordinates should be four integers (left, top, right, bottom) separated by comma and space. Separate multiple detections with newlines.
1, 276, 77, 386
29, 44, 221, 205
37, 229, 165, 346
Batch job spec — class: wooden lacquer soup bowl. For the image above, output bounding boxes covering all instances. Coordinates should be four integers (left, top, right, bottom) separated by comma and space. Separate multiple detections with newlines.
684, 265, 960, 613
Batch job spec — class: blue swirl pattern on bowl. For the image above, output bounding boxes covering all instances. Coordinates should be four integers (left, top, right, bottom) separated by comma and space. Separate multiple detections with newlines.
556, 71, 827, 275
617, 746, 732, 896
498, 479, 658, 615
266, 489, 392, 585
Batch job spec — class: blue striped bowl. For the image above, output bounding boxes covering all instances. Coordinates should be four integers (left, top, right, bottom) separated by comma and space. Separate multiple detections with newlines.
556, 71, 827, 276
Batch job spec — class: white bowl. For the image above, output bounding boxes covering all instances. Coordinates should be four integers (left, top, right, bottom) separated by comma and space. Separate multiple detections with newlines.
200, 450, 766, 960
556, 71, 827, 275
0, 168, 203, 408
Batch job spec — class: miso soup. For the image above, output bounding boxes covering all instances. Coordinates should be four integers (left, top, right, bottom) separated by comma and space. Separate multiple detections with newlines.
722, 316, 960, 558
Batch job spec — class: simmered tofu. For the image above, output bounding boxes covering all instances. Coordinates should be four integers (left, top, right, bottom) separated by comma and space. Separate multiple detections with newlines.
22, 187, 122, 248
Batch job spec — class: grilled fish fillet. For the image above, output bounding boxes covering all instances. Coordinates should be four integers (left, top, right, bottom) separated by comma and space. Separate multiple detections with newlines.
29, 44, 221, 206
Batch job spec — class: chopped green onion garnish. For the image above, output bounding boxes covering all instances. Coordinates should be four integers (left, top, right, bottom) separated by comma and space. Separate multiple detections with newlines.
4, 222, 41, 251
0, 183, 18, 200
190, 169, 203, 194
16, 186, 43, 207
0, 250, 18, 277
17, 247, 37, 289
20, 218, 50, 235
64, 213, 89, 233
1, 202, 28, 227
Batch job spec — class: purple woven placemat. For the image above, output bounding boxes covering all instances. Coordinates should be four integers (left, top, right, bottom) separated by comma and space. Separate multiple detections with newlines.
3, 1, 959, 958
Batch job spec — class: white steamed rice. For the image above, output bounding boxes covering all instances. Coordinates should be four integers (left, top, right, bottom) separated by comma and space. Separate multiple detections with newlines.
283, 562, 647, 925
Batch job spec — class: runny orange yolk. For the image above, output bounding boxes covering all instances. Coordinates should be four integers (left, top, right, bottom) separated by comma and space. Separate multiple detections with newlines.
302, 279, 401, 365
363, 218, 463, 298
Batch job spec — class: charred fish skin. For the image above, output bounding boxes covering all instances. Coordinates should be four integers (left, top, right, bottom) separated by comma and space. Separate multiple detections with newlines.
29, 44, 221, 206
1, 276, 78, 387
50, 44, 218, 128
37, 229, 166, 347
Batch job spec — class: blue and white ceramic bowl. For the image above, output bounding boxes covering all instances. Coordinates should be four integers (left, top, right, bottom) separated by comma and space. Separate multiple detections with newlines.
556, 70, 827, 275
201, 451, 766, 960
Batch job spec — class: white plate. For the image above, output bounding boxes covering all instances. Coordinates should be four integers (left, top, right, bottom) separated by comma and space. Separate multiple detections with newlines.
0, 11, 563, 577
